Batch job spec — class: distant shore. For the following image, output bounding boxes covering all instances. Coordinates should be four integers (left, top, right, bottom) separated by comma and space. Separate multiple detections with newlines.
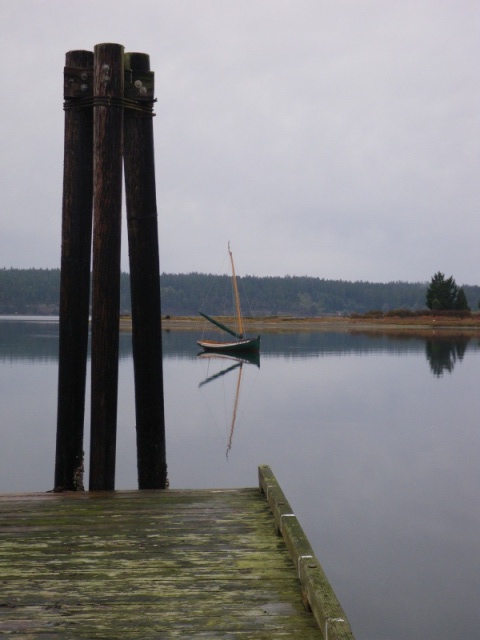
120, 314, 480, 335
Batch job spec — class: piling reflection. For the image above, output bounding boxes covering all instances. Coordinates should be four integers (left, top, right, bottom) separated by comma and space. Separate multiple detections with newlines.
198, 352, 260, 458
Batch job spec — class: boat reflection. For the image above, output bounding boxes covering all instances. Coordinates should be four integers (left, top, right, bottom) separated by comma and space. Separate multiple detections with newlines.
197, 351, 260, 458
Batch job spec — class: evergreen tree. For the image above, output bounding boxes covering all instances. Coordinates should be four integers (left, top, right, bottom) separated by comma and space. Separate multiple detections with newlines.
426, 272, 459, 310
455, 287, 470, 311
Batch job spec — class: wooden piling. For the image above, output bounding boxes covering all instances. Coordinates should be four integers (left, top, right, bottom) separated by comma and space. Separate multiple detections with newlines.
89, 43, 125, 490
54, 50, 94, 491
56, 43, 167, 490
123, 52, 167, 489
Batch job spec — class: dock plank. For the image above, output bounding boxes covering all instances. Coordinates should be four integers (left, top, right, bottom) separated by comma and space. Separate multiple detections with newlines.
1, 490, 315, 637
0, 468, 354, 638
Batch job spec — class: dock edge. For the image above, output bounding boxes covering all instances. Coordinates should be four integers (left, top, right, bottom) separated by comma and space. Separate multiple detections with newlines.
258, 464, 355, 640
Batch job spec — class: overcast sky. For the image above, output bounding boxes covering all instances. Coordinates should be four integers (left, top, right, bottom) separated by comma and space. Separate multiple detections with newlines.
1, 1, 479, 283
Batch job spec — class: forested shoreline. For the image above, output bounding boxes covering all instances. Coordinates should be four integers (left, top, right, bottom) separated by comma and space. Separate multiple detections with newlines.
1, 267, 479, 316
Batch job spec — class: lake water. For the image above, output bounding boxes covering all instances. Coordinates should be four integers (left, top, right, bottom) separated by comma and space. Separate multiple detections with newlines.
1, 317, 479, 640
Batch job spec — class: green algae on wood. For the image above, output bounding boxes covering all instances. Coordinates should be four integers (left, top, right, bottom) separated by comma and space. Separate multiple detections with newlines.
259, 465, 355, 639
0, 475, 347, 638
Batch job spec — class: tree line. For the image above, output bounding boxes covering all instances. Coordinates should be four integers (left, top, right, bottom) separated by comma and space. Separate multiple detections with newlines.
1, 267, 479, 316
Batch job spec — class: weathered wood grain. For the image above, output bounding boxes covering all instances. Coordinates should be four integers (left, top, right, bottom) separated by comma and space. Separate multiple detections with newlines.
55, 48, 94, 491
89, 43, 125, 491
259, 465, 354, 640
0, 481, 327, 638
123, 51, 166, 489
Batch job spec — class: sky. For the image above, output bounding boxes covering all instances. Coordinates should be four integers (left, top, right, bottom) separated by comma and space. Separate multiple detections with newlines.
1, 1, 479, 284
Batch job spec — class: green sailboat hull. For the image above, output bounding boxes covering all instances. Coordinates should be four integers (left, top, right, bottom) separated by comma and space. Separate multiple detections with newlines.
197, 334, 261, 354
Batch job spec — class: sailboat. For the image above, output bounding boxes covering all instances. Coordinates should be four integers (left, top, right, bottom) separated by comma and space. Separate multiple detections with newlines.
197, 244, 261, 354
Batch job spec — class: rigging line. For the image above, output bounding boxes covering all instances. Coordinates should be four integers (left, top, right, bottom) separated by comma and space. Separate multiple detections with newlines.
198, 251, 230, 310
238, 276, 255, 319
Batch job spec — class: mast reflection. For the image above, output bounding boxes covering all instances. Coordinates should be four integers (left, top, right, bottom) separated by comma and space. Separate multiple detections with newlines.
198, 352, 260, 458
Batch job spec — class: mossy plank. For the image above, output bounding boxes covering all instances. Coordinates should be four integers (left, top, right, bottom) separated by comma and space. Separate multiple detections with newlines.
258, 465, 355, 639
0, 480, 328, 638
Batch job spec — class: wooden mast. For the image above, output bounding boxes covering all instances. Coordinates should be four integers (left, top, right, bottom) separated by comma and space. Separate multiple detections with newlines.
228, 243, 244, 338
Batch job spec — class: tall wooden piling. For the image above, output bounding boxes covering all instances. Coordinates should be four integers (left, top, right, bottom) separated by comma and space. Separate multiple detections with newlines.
89, 44, 125, 490
54, 50, 94, 491
124, 52, 167, 488
56, 43, 166, 491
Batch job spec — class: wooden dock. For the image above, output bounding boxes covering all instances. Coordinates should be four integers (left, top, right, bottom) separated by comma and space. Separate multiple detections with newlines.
0, 465, 354, 639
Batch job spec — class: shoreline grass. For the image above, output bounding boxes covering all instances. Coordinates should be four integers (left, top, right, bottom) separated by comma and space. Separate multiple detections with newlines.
120, 313, 480, 335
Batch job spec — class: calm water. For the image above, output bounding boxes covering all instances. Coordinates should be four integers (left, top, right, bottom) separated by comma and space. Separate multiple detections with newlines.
1, 317, 479, 640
